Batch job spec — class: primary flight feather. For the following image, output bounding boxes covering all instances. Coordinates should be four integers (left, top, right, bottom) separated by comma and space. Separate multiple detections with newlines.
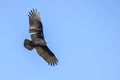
24, 9, 58, 66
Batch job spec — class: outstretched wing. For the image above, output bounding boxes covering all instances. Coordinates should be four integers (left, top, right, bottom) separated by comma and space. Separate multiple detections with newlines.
36, 46, 58, 66
28, 9, 58, 66
28, 9, 44, 41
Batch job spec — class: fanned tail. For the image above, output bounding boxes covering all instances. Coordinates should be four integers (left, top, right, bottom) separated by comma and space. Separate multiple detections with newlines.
24, 39, 34, 50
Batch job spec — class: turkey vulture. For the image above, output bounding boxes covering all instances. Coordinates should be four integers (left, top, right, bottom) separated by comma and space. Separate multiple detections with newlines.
24, 9, 58, 66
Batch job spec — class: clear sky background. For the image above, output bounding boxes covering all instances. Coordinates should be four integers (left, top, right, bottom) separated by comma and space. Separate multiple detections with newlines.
0, 0, 120, 80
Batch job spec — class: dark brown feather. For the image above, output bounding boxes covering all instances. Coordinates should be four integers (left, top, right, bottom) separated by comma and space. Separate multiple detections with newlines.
24, 9, 58, 66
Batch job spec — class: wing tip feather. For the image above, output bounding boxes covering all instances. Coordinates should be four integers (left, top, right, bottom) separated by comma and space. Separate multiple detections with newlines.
48, 58, 59, 66
28, 8, 40, 18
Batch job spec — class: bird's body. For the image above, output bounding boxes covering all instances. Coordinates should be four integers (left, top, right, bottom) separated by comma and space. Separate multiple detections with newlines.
24, 9, 58, 66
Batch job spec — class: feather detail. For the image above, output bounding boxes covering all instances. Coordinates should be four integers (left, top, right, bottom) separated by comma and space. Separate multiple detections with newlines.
36, 47, 58, 66
24, 9, 58, 66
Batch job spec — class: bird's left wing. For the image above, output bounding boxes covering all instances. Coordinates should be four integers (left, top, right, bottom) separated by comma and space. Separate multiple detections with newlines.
36, 45, 58, 66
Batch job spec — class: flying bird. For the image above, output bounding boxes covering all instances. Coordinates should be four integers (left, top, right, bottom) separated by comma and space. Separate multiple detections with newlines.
24, 9, 58, 66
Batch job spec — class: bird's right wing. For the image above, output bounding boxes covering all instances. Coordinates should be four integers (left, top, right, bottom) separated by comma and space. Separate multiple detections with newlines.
28, 9, 45, 41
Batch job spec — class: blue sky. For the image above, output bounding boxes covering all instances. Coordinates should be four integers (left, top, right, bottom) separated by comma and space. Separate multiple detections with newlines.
0, 0, 120, 80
